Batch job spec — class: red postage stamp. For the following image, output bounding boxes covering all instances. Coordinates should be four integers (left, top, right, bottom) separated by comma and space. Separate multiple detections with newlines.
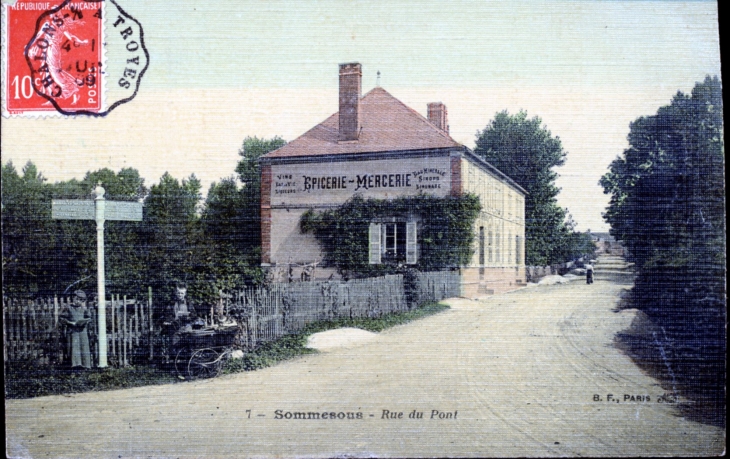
3, 0, 148, 117
3, 0, 103, 115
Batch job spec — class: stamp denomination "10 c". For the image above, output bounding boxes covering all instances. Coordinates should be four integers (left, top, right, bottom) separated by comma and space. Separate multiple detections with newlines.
2, 0, 148, 117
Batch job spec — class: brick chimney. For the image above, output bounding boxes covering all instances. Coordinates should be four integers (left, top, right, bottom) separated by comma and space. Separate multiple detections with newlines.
339, 62, 362, 141
427, 102, 449, 134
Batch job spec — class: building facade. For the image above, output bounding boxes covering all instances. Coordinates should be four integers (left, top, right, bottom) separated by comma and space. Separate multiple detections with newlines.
260, 63, 526, 296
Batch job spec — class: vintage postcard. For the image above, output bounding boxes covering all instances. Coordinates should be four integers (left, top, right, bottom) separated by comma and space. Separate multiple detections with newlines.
2, 0, 724, 457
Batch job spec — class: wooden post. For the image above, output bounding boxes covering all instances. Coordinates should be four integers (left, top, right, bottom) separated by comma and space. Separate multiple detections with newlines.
9, 299, 15, 361
7, 299, 13, 362
2, 298, 6, 363
114, 295, 118, 364
118, 295, 122, 365
251, 295, 257, 349
17, 299, 23, 360
116, 294, 121, 366
148, 286, 153, 361
28, 300, 35, 361
123, 295, 128, 367
28, 301, 34, 361
40, 299, 47, 362
40, 298, 47, 365
20, 300, 28, 359
110, 295, 116, 362
15, 299, 21, 361
134, 299, 140, 347
53, 295, 59, 327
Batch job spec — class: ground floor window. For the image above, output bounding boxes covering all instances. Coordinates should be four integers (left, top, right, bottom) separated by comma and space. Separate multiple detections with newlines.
479, 226, 485, 265
383, 222, 404, 259
507, 231, 512, 264
369, 221, 417, 265
488, 227, 493, 263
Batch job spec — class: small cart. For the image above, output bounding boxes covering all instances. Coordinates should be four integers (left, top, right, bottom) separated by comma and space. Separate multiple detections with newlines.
172, 322, 239, 379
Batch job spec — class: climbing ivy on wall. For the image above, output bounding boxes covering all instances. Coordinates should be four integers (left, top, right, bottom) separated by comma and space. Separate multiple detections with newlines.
300, 194, 481, 278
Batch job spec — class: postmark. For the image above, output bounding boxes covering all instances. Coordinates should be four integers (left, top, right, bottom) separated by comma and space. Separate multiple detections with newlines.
2, 0, 148, 117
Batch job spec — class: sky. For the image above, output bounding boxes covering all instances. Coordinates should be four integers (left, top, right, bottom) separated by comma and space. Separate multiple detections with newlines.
1, 0, 722, 231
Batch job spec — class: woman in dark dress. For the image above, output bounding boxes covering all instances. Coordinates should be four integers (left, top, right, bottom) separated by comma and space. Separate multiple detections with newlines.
60, 290, 92, 368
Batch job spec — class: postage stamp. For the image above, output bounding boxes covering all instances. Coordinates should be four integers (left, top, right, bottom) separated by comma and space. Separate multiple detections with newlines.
2, 0, 148, 117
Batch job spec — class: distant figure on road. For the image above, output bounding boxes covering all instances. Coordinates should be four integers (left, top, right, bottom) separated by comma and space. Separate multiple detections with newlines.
60, 290, 92, 369
585, 263, 594, 284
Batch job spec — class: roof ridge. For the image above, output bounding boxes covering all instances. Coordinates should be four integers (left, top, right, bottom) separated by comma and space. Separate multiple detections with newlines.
264, 86, 461, 158
362, 87, 458, 144
266, 111, 338, 156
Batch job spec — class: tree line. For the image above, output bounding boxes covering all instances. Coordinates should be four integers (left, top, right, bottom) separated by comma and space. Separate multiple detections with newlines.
2, 136, 285, 307
601, 76, 725, 418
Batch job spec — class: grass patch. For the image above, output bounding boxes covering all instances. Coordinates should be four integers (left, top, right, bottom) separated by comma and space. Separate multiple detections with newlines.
6, 301, 449, 399
4, 363, 178, 399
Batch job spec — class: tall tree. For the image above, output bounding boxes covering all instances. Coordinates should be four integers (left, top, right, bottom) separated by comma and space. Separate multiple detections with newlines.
199, 177, 263, 293
140, 172, 202, 304
2, 161, 56, 294
601, 76, 724, 271
235, 136, 286, 253
474, 111, 572, 265
601, 76, 725, 414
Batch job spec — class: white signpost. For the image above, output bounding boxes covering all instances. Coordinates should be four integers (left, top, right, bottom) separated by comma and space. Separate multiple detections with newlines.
52, 185, 143, 368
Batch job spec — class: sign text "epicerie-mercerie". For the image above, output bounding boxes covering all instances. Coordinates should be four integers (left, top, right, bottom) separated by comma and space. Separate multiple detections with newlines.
302, 173, 413, 192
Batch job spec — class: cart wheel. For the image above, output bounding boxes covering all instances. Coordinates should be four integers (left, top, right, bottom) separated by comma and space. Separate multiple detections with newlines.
187, 348, 221, 379
175, 348, 191, 378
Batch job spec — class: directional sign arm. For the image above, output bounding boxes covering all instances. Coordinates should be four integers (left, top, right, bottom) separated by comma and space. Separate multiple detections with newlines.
52, 200, 95, 220
105, 201, 143, 221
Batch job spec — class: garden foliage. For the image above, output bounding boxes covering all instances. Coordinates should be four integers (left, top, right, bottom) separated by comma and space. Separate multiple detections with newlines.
300, 194, 481, 277
1, 136, 286, 311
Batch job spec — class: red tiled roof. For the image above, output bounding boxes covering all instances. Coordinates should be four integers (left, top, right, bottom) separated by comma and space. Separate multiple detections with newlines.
263, 87, 461, 159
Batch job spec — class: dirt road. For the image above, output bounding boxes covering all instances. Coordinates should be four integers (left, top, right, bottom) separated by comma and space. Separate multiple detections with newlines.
5, 259, 724, 458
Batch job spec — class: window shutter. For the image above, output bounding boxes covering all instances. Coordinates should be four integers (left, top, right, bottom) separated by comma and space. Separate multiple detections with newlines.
369, 223, 381, 264
406, 221, 418, 265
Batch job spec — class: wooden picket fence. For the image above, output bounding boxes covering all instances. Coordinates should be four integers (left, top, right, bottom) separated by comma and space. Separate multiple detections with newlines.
415, 270, 461, 303
226, 271, 460, 350
3, 270, 460, 365
3, 293, 152, 367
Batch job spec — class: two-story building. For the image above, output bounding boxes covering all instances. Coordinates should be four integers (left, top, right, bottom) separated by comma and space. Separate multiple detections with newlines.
260, 63, 526, 295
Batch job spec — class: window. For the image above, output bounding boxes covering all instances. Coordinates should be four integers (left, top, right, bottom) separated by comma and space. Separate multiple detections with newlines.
478, 226, 485, 266
369, 221, 417, 265
479, 226, 485, 280
488, 226, 493, 263
383, 222, 404, 259
495, 229, 501, 264
507, 231, 512, 264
